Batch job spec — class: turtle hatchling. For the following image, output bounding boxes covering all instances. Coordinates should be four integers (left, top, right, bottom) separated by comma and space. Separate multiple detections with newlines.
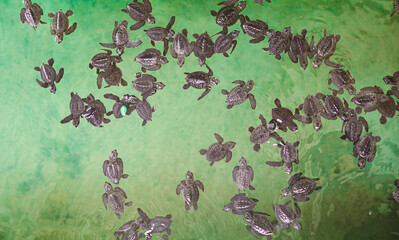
312, 29, 342, 68
266, 141, 300, 175
127, 95, 156, 126
100, 20, 142, 56
176, 171, 204, 211
214, 30, 240, 57
224, 193, 259, 215
20, 0, 46, 30
376, 94, 398, 124
200, 133, 236, 166
170, 29, 194, 67
249, 114, 283, 152
281, 172, 322, 202
232, 157, 255, 192
353, 133, 381, 169
122, 0, 155, 30
89, 49, 122, 75
272, 200, 302, 230
135, 48, 169, 72
222, 80, 256, 109
211, 0, 246, 35
328, 69, 356, 95
316, 91, 349, 120
383, 71, 399, 87
103, 150, 129, 185
351, 86, 389, 114
341, 109, 368, 143
35, 58, 64, 94
60, 92, 86, 127
144, 16, 176, 56
388, 179, 399, 204
82, 94, 110, 127
263, 27, 292, 60
271, 98, 298, 132
136, 208, 172, 239
241, 15, 269, 44
114, 220, 144, 240
245, 211, 277, 240
48, 9, 77, 43
288, 29, 315, 70
294, 94, 326, 131
133, 72, 165, 98
104, 93, 136, 119
102, 182, 132, 219
183, 63, 219, 100
192, 32, 214, 66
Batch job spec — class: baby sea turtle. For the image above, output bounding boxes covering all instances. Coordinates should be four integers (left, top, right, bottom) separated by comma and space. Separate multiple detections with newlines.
388, 179, 399, 204
104, 94, 136, 119
383, 71, 399, 87
281, 172, 322, 202
176, 171, 204, 211
102, 182, 132, 219
353, 133, 381, 169
211, 0, 246, 35
135, 48, 169, 73
133, 72, 165, 98
35, 58, 64, 94
222, 80, 256, 109
183, 64, 219, 100
103, 150, 129, 185
312, 29, 342, 68
240, 16, 268, 44
271, 98, 298, 132
144, 16, 176, 56
351, 86, 389, 114
199, 133, 236, 166
170, 29, 194, 67
294, 94, 326, 131
254, 0, 271, 5
214, 30, 240, 57
232, 157, 255, 192
340, 109, 368, 143
97, 63, 127, 89
263, 27, 292, 60
224, 193, 259, 215
48, 9, 77, 43
122, 0, 155, 30
244, 212, 277, 240
328, 69, 356, 95
89, 49, 122, 76
20, 0, 46, 30
266, 141, 300, 175
99, 20, 142, 56
114, 220, 144, 240
136, 208, 172, 239
376, 94, 398, 124
272, 201, 302, 230
127, 96, 156, 126
316, 91, 349, 120
249, 114, 282, 152
82, 94, 110, 127
288, 29, 315, 70
192, 32, 214, 66
390, 0, 399, 17
60, 92, 86, 127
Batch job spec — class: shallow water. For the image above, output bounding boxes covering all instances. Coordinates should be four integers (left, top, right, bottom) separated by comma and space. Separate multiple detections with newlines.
1, 0, 399, 239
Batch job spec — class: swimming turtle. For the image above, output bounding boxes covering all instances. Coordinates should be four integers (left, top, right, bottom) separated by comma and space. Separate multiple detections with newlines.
210, 0, 246, 35
266, 141, 300, 175
34, 58, 64, 94
135, 48, 169, 73
170, 29, 194, 67
288, 29, 315, 70
316, 91, 349, 120
353, 133, 381, 169
254, 0, 271, 4
103, 150, 129, 185
281, 172, 322, 202
388, 179, 399, 204
114, 220, 144, 240
383, 71, 399, 87
241, 15, 268, 44
249, 114, 283, 152
214, 30, 240, 57
340, 109, 368, 143
48, 9, 77, 43
104, 93, 136, 119
390, 0, 399, 17
222, 80, 256, 109
192, 32, 214, 66
328, 69, 356, 95
183, 64, 219, 100
176, 171, 204, 211
60, 92, 86, 127
271, 98, 298, 132
244, 211, 277, 240
294, 94, 326, 131
102, 182, 132, 219
133, 72, 165, 98
99, 20, 142, 56
127, 95, 156, 126
199, 133, 236, 166
312, 29, 342, 68
144, 16, 176, 56
122, 0, 155, 30
232, 157, 255, 192
262, 27, 292, 60
136, 208, 172, 239
376, 94, 398, 124
272, 200, 302, 230
89, 49, 122, 76
97, 63, 127, 89
82, 94, 110, 127
223, 193, 259, 215
351, 86, 390, 114
20, 0, 46, 30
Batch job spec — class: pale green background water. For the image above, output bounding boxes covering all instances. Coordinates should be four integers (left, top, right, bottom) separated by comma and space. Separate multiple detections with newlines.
1, 0, 399, 239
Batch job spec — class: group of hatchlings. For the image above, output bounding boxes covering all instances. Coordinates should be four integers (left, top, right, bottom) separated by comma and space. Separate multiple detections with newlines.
22, 0, 399, 239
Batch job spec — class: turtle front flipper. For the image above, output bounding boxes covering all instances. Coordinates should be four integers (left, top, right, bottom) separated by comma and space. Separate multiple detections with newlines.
130, 21, 145, 31
265, 160, 284, 167
60, 114, 73, 124
55, 68, 64, 83
99, 42, 117, 48
195, 180, 204, 191
248, 93, 256, 110
65, 22, 77, 35
36, 79, 48, 88
176, 180, 186, 195
225, 151, 232, 162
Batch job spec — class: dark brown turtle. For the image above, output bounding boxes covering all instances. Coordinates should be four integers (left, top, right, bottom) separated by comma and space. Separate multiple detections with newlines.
390, 0, 399, 17
214, 30, 240, 57
34, 58, 64, 94
312, 29, 342, 68
271, 98, 298, 132
192, 32, 214, 66
48, 9, 77, 43
133, 72, 165, 98
383, 71, 399, 87
272, 201, 302, 230
99, 20, 142, 56
183, 64, 219, 100
102, 182, 132, 219
20, 0, 46, 30
388, 179, 399, 204
97, 63, 127, 89
122, 0, 155, 30
254, 0, 271, 4
249, 114, 282, 152
224, 193, 259, 215
136, 208, 172, 239
340, 109, 368, 143
210, 0, 246, 35
127, 95, 156, 126
170, 29, 194, 67
241, 15, 268, 44
294, 95, 326, 131
103, 150, 129, 185
288, 29, 315, 70
135, 48, 169, 72
376, 94, 398, 124
200, 133, 236, 166
60, 92, 86, 127
351, 86, 389, 114
104, 94, 136, 119
176, 171, 204, 211
81, 94, 111, 127
281, 172, 322, 202
263, 27, 292, 60
266, 141, 300, 175
328, 69, 356, 95
144, 16, 176, 56
89, 49, 122, 76
353, 133, 381, 169
316, 91, 349, 120
232, 157, 255, 192
222, 80, 256, 109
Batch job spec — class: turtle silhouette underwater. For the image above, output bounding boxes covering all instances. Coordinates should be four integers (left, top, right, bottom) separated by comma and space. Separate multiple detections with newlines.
20, 0, 46, 30
266, 141, 300, 175
122, 0, 155, 30
232, 157, 255, 192
144, 16, 176, 56
281, 172, 322, 202
136, 208, 172, 239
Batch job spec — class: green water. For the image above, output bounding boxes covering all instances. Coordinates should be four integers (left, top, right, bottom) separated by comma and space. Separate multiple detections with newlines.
1, 0, 399, 239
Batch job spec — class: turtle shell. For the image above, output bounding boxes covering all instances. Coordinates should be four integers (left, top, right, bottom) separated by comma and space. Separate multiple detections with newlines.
135, 50, 159, 68
22, 4, 43, 28
272, 107, 297, 131
206, 143, 227, 162
274, 204, 295, 224
280, 143, 298, 164
126, 2, 148, 21
107, 191, 126, 214
329, 69, 355, 89
51, 10, 69, 33
183, 183, 200, 208
226, 86, 248, 105
242, 20, 267, 38
136, 101, 153, 121
234, 166, 253, 191
40, 64, 56, 83
149, 216, 172, 234
133, 74, 157, 93
104, 65, 123, 86
315, 35, 336, 57
215, 6, 239, 27
324, 95, 344, 116
250, 125, 270, 144
104, 160, 124, 184
377, 95, 396, 118
214, 34, 232, 53
268, 33, 290, 55
145, 27, 168, 42
91, 53, 112, 70
355, 134, 378, 159
70, 93, 85, 117
303, 95, 324, 117
185, 72, 209, 89
193, 32, 214, 58
292, 177, 317, 196
172, 32, 190, 55
344, 119, 363, 142
231, 194, 257, 213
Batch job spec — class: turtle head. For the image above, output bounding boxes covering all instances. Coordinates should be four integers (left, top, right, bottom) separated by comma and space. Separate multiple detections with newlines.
126, 95, 140, 104
312, 56, 323, 68
358, 158, 366, 169
210, 77, 219, 86
267, 120, 277, 131
229, 30, 240, 38
160, 56, 169, 64
49, 84, 56, 94
147, 15, 155, 24
239, 157, 247, 167
244, 80, 254, 91
23, 0, 31, 7
55, 33, 64, 44
383, 76, 395, 85
167, 29, 175, 38
265, 29, 275, 37
281, 187, 293, 196
186, 171, 194, 181
282, 26, 291, 36
313, 117, 322, 131
109, 150, 118, 162
347, 85, 356, 95
292, 221, 302, 230
244, 211, 253, 223
116, 46, 125, 56
223, 203, 233, 212
155, 82, 165, 90
104, 182, 113, 193
237, 1, 247, 12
